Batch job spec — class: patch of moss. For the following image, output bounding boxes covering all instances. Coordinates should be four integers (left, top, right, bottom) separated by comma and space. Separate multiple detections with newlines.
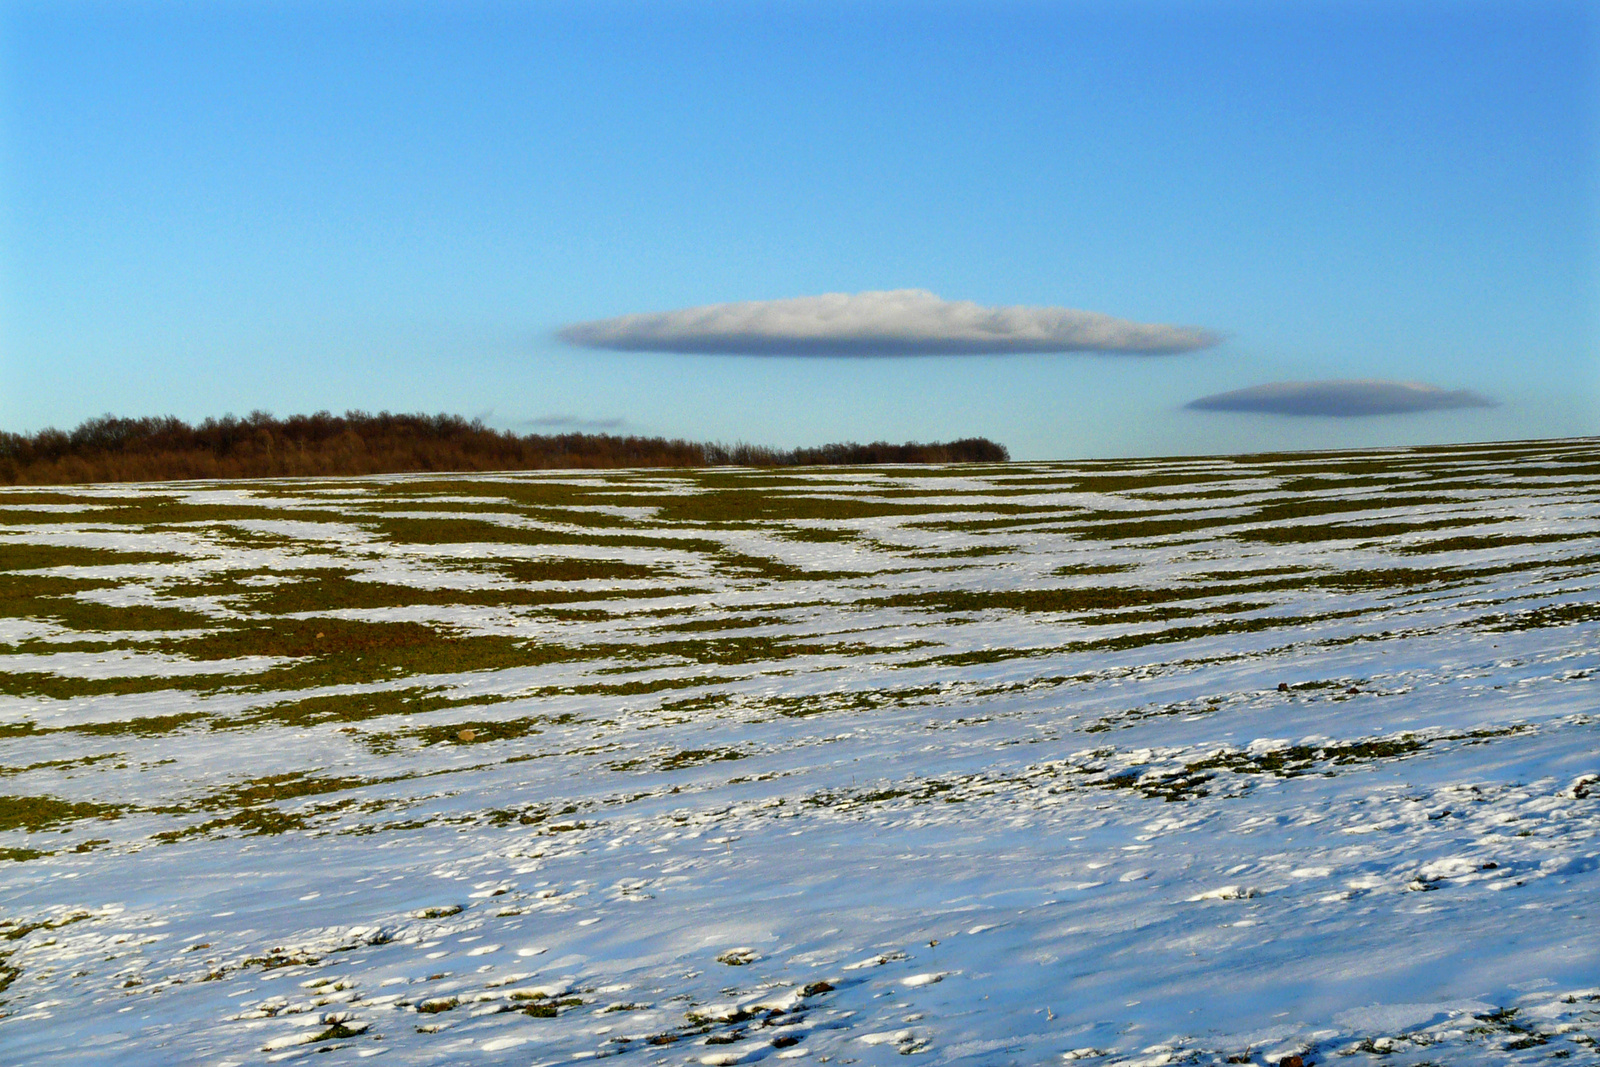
368, 498, 639, 529
0, 571, 109, 606
350, 498, 526, 513
1242, 495, 1451, 525
1072, 611, 1362, 654
57, 712, 208, 737
0, 911, 92, 942
711, 550, 860, 582
1075, 600, 1270, 627
870, 585, 1215, 615
555, 673, 734, 699
229, 687, 495, 730
0, 847, 48, 862
521, 996, 583, 1016
909, 513, 1082, 533
492, 557, 672, 583
619, 635, 921, 666
239, 947, 324, 970
1059, 515, 1234, 541
0, 668, 236, 700
154, 774, 387, 839
0, 545, 185, 571
229, 568, 696, 615
409, 712, 577, 747
917, 646, 1049, 667
0, 491, 100, 506
0, 752, 122, 777
773, 526, 863, 544
1050, 562, 1136, 575
756, 684, 945, 719
655, 615, 793, 634
0, 511, 86, 527
68, 501, 349, 526
909, 609, 1364, 667
0, 793, 124, 832
650, 490, 1063, 525
1397, 531, 1600, 555
804, 777, 956, 810
655, 748, 746, 772
481, 801, 582, 828
903, 543, 1021, 558
0, 571, 214, 630
194, 771, 379, 810
151, 616, 603, 689
1477, 602, 1600, 632
155, 805, 312, 839
361, 515, 719, 552
1237, 515, 1510, 545
1106, 733, 1466, 801
1186, 566, 1313, 582
1000, 471, 1244, 493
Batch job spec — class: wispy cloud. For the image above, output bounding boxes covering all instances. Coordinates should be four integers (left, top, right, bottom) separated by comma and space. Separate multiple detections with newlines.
525, 415, 627, 430
1185, 380, 1498, 417
559, 290, 1220, 357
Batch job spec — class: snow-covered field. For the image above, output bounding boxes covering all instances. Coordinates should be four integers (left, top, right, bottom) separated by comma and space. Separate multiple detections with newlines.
1, 438, 1596, 1067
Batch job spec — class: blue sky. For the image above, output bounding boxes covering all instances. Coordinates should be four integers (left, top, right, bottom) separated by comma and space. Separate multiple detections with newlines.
2, 0, 1595, 459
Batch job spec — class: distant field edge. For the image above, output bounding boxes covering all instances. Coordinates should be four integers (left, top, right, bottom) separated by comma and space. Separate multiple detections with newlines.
0, 411, 1010, 486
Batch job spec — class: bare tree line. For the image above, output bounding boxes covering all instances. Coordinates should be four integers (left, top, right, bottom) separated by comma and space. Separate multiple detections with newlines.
0, 411, 1009, 485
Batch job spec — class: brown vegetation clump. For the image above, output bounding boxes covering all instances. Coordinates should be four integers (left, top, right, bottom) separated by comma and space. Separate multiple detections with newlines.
0, 411, 1008, 485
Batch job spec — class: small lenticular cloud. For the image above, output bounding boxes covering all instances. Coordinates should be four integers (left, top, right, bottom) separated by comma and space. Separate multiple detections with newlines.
1186, 380, 1498, 418
559, 290, 1220, 357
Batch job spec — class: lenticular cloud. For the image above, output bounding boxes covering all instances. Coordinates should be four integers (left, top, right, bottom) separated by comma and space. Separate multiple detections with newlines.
558, 290, 1220, 356
1186, 380, 1498, 417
